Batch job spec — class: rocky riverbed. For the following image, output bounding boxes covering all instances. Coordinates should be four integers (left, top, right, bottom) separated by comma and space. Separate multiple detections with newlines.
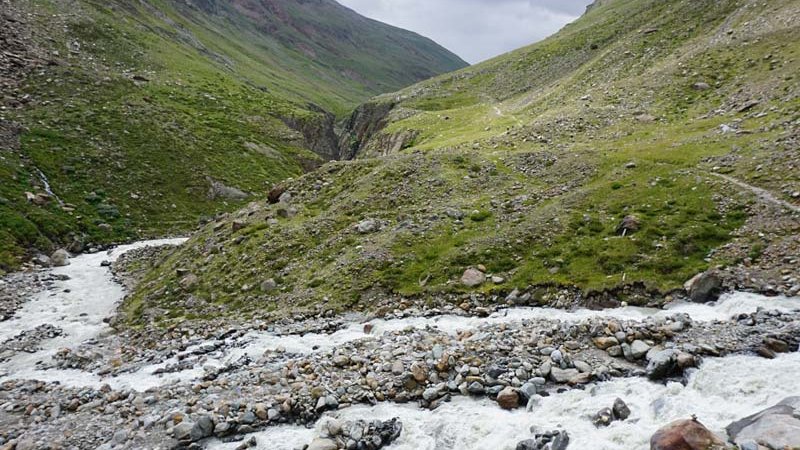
0, 241, 798, 450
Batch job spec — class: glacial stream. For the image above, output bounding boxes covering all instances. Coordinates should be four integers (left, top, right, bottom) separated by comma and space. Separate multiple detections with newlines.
0, 240, 798, 449
0, 238, 189, 389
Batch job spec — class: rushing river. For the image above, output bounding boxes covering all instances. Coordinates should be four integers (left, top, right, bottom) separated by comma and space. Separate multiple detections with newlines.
0, 238, 189, 388
207, 352, 800, 450
0, 240, 797, 449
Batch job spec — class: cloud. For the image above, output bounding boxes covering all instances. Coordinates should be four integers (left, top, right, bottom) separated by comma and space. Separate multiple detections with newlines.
337, 0, 593, 63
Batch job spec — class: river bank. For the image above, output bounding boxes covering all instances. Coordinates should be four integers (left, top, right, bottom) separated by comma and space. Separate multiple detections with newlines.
0, 240, 798, 450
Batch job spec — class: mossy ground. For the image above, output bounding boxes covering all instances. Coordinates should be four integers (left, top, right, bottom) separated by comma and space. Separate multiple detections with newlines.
126, 0, 800, 324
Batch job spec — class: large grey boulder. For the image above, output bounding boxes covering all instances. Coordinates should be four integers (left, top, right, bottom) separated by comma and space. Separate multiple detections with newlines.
172, 415, 214, 442
550, 367, 579, 383
646, 349, 679, 380
33, 254, 52, 267
356, 218, 379, 234
684, 270, 722, 303
461, 268, 486, 287
173, 422, 194, 441
726, 397, 800, 450
630, 340, 651, 360
51, 249, 70, 267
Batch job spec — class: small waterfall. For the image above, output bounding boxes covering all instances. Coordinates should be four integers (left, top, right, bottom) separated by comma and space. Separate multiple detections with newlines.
33, 167, 64, 206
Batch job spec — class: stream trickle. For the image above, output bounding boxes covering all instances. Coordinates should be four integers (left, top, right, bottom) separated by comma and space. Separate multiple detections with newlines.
33, 167, 64, 206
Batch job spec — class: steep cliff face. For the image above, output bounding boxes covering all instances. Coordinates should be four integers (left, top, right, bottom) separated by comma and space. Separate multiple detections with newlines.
281, 106, 341, 161
337, 102, 397, 160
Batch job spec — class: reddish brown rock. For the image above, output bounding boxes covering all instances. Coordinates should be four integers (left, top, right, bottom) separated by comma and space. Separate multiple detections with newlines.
650, 418, 729, 450
496, 387, 519, 409
268, 184, 286, 204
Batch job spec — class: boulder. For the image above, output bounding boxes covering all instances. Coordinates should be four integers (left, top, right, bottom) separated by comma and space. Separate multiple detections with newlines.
592, 407, 614, 427
594, 336, 619, 350
616, 215, 641, 235
461, 268, 486, 287
517, 430, 570, 450
467, 381, 485, 395
496, 387, 520, 409
593, 398, 631, 427
550, 367, 579, 384
194, 415, 214, 440
410, 362, 428, 382
307, 438, 338, 450
684, 271, 722, 303
613, 398, 631, 421
173, 422, 195, 441
726, 397, 800, 450
519, 382, 538, 402
630, 340, 651, 360
573, 360, 592, 373
51, 249, 70, 267
207, 178, 249, 200
650, 418, 729, 450
179, 273, 199, 292
33, 254, 52, 267
692, 82, 711, 91
267, 184, 286, 204
356, 219, 379, 234
646, 349, 679, 380
260, 279, 278, 292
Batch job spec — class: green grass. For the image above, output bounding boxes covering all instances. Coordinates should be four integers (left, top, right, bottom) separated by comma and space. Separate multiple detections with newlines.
124, 0, 800, 324
0, 0, 467, 270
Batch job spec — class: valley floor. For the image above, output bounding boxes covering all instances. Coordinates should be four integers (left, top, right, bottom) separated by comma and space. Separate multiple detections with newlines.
0, 241, 798, 449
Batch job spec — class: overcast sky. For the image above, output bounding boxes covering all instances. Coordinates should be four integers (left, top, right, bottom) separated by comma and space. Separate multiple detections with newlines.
338, 0, 594, 64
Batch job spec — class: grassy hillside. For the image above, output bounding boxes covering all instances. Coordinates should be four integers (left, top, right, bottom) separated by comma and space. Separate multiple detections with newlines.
125, 0, 799, 324
0, 0, 467, 272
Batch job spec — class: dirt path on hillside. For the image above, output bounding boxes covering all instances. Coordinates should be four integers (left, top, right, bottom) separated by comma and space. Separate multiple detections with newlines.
711, 172, 800, 213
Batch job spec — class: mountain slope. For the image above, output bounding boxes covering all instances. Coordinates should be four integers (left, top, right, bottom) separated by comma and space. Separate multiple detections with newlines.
124, 0, 800, 325
0, 0, 467, 272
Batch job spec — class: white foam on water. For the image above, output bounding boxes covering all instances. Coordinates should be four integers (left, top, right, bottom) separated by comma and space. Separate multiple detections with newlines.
206, 352, 800, 450
221, 292, 799, 359
0, 238, 188, 389
1, 240, 797, 396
